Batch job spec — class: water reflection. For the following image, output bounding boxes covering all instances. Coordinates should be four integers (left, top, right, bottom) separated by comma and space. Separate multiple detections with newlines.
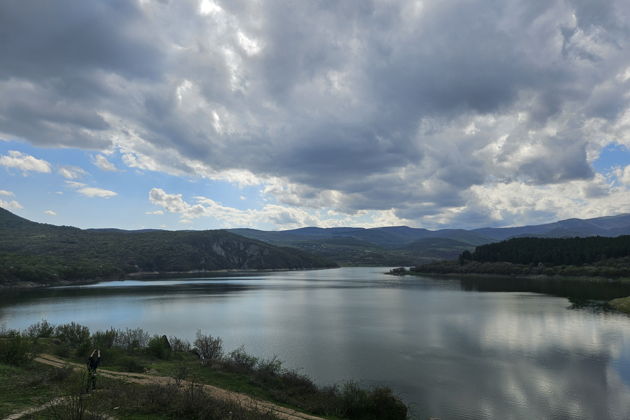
457, 275, 630, 301
1, 268, 630, 419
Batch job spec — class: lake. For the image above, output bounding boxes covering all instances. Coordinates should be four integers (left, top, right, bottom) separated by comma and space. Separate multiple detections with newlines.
2, 267, 630, 419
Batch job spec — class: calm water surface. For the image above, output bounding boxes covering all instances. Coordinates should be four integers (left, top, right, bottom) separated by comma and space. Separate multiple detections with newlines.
2, 267, 630, 419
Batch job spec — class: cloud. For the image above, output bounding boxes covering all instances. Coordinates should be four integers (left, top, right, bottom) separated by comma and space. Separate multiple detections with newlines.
148, 187, 406, 229
93, 154, 118, 172
0, 190, 14, 196
1, 1, 630, 226
44, 209, 56, 216
0, 199, 22, 210
145, 210, 164, 215
0, 150, 51, 173
66, 180, 117, 199
65, 181, 86, 188
616, 165, 630, 185
58, 165, 87, 179
149, 187, 319, 228
76, 187, 117, 198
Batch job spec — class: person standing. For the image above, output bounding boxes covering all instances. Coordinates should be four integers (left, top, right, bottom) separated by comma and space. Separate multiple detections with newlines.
86, 349, 101, 392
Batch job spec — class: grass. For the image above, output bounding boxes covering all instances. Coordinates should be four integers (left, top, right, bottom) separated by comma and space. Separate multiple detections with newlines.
0, 362, 74, 418
609, 296, 630, 314
33, 378, 281, 420
0, 322, 409, 420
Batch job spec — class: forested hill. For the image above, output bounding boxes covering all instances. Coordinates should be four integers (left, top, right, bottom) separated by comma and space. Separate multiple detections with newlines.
227, 213, 630, 266
0, 208, 335, 286
468, 236, 630, 265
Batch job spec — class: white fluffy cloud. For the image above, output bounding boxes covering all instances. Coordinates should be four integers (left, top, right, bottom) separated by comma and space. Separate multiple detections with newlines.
0, 199, 22, 210
93, 154, 118, 172
148, 187, 407, 229
616, 165, 630, 185
58, 165, 87, 179
65, 181, 117, 199
0, 150, 51, 174
44, 209, 56, 216
0, 190, 22, 210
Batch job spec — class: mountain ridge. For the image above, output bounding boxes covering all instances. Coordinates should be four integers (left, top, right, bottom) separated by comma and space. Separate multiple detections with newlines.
230, 213, 630, 246
0, 208, 336, 286
228, 213, 630, 265
5, 207, 630, 270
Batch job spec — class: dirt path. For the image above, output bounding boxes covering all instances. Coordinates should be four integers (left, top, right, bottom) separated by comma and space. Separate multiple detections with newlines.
4, 397, 67, 420
33, 354, 325, 420
4, 394, 115, 420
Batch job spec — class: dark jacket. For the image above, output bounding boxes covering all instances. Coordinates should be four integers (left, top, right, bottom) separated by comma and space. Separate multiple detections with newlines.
87, 355, 101, 372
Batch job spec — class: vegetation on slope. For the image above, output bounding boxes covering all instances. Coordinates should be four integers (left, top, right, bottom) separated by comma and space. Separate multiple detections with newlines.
408, 257, 630, 279
231, 229, 477, 266
0, 208, 335, 286
403, 236, 630, 280
0, 321, 408, 420
609, 296, 630, 314
230, 213, 630, 265
467, 236, 630, 265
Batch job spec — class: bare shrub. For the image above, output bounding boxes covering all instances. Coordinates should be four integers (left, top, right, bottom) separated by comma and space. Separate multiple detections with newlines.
114, 327, 149, 351
168, 336, 191, 352
193, 331, 223, 363
91, 328, 118, 349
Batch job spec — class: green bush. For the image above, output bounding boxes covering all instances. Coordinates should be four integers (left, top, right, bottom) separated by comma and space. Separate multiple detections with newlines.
25, 320, 55, 338
225, 345, 258, 373
0, 332, 33, 366
147, 335, 172, 360
75, 340, 92, 358
92, 328, 118, 349
363, 386, 409, 420
119, 356, 146, 373
55, 322, 90, 347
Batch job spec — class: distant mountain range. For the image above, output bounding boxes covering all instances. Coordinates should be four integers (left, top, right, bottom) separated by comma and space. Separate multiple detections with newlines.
228, 214, 630, 265
0, 208, 335, 286
4, 206, 630, 284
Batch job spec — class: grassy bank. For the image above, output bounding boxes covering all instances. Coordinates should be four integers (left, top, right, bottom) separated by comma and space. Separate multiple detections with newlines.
609, 296, 630, 314
0, 321, 408, 420
0, 359, 281, 419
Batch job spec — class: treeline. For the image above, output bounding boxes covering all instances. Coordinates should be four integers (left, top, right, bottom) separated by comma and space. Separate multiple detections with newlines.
411, 257, 630, 279
464, 236, 630, 266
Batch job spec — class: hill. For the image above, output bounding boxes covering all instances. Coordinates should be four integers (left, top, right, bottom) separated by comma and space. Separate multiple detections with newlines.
0, 208, 335, 286
410, 235, 630, 280
229, 214, 630, 266
469, 235, 630, 265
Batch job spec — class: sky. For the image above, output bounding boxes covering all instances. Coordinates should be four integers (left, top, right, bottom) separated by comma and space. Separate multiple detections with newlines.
1, 0, 630, 231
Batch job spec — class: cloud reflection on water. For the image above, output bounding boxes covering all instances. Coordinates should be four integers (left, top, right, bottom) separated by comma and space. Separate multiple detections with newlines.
1, 268, 630, 419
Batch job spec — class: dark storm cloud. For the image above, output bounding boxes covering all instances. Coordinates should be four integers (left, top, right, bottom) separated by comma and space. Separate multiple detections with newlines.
0, 0, 161, 80
0, 0, 629, 225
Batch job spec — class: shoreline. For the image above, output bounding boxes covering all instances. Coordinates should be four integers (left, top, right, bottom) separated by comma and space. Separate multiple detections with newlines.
0, 266, 337, 290
388, 268, 630, 314
389, 269, 630, 284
